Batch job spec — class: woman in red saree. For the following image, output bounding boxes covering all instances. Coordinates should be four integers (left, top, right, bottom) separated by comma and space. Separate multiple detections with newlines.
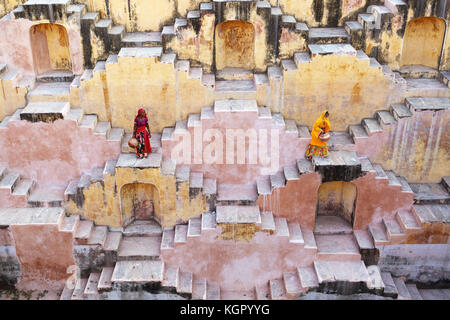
133, 108, 151, 159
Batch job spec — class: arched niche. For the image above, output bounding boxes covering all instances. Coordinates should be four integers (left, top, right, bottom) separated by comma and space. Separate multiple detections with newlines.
120, 183, 161, 226
215, 20, 255, 70
317, 181, 357, 226
401, 17, 446, 69
30, 23, 72, 75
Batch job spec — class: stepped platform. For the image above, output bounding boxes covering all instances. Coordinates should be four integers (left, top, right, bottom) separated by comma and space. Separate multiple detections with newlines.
115, 153, 162, 168
308, 28, 349, 44
314, 215, 353, 235
410, 183, 450, 204
122, 220, 162, 237
20, 102, 70, 122
0, 207, 63, 226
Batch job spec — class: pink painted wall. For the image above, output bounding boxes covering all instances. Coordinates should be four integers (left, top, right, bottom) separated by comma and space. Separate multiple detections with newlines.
161, 228, 317, 292
10, 224, 75, 282
352, 171, 414, 230
0, 19, 83, 76
257, 173, 321, 230
0, 119, 121, 188
0, 19, 35, 76
162, 110, 310, 184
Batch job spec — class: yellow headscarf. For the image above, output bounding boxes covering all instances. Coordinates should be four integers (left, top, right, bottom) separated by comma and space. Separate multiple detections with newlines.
310, 110, 330, 147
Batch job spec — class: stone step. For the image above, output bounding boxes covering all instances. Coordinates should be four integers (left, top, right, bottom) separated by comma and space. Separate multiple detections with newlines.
313, 260, 370, 286
397, 176, 413, 194
177, 271, 193, 295
441, 176, 450, 193
36, 70, 75, 83
93, 121, 111, 138
440, 71, 450, 88
187, 217, 201, 237
308, 27, 349, 44
117, 236, 161, 260
366, 265, 385, 294
260, 211, 275, 232
79, 114, 98, 130
256, 176, 271, 196
328, 131, 356, 151
390, 103, 412, 120
160, 228, 175, 250
0, 171, 20, 193
412, 205, 440, 224
213, 99, 258, 113
20, 101, 70, 122
308, 43, 357, 57
201, 211, 217, 231
60, 282, 74, 300
315, 234, 361, 260
71, 278, 88, 300
74, 220, 94, 244
376, 110, 396, 126
359, 158, 375, 173
121, 32, 162, 47
312, 151, 361, 182
396, 210, 421, 232
192, 277, 207, 300
302, 229, 317, 250
27, 82, 71, 102
385, 170, 402, 187
216, 205, 261, 224
405, 79, 449, 98
122, 220, 162, 237
162, 265, 179, 289
270, 171, 286, 189
111, 260, 164, 283
115, 152, 162, 169
410, 183, 450, 204
418, 289, 450, 300
269, 278, 287, 300
358, 13, 375, 30
297, 266, 319, 289
103, 160, 118, 177
0, 207, 64, 226
349, 124, 368, 139
361, 118, 383, 135
392, 277, 412, 300
368, 222, 389, 245
274, 217, 289, 237
202, 178, 217, 196
27, 185, 65, 207
380, 271, 398, 298
353, 229, 375, 250
406, 283, 423, 300
87, 226, 108, 246
283, 271, 303, 298
288, 222, 304, 245
174, 224, 188, 245
216, 68, 254, 81
314, 215, 353, 235
281, 59, 297, 72
255, 282, 271, 300
373, 164, 388, 180
175, 165, 190, 182
206, 282, 220, 300
216, 183, 258, 203
284, 166, 300, 181
84, 272, 100, 296
257, 106, 271, 119
382, 217, 405, 241
66, 108, 83, 124
399, 65, 440, 79
59, 214, 80, 234
297, 159, 314, 175
103, 231, 122, 251
215, 80, 256, 99
98, 267, 114, 291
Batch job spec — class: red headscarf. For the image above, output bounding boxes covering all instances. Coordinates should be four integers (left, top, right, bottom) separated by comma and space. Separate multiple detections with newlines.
135, 108, 147, 122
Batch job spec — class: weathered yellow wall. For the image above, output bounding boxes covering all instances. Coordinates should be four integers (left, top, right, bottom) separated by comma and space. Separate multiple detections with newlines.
0, 0, 25, 18
376, 14, 405, 71
80, 68, 109, 121
31, 23, 72, 71
215, 20, 255, 70
75, 165, 207, 227
120, 182, 160, 222
317, 181, 356, 222
0, 76, 27, 120
167, 12, 215, 73
279, 28, 307, 60
401, 17, 446, 69
280, 54, 392, 131
271, 0, 368, 27
106, 52, 214, 133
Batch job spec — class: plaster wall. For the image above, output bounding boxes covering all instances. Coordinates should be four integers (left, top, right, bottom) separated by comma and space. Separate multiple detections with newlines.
161, 227, 317, 292
281, 54, 393, 131
0, 118, 121, 187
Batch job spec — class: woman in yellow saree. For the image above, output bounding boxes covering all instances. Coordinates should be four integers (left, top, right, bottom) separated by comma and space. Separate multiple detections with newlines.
305, 110, 330, 160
